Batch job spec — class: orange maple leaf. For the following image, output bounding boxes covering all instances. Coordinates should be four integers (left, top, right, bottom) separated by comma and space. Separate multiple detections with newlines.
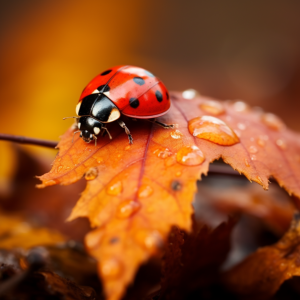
38, 92, 300, 300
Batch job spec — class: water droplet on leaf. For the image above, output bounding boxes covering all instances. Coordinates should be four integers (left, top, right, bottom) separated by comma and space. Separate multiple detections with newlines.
107, 181, 122, 196
188, 116, 239, 145
237, 123, 246, 130
170, 130, 183, 139
182, 89, 199, 99
261, 113, 285, 131
116, 200, 141, 219
232, 101, 248, 112
276, 139, 287, 149
100, 258, 122, 278
154, 148, 172, 159
135, 230, 163, 251
199, 100, 225, 115
138, 185, 153, 198
257, 138, 265, 147
248, 146, 258, 154
85, 167, 98, 181
176, 145, 205, 166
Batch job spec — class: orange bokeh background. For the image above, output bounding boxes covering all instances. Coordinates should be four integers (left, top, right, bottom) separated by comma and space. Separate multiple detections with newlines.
1, 0, 300, 165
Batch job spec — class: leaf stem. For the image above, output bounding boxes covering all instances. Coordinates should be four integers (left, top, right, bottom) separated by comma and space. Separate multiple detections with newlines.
0, 133, 58, 148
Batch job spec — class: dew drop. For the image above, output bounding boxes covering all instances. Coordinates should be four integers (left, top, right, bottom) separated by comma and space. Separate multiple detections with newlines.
199, 100, 225, 115
138, 185, 153, 198
106, 181, 122, 196
261, 113, 285, 131
135, 230, 163, 251
182, 89, 199, 99
244, 158, 250, 167
251, 155, 257, 161
170, 130, 183, 139
97, 158, 103, 164
276, 139, 287, 149
154, 148, 172, 159
85, 229, 103, 249
176, 145, 205, 166
188, 116, 240, 145
237, 123, 246, 130
124, 145, 131, 151
85, 167, 98, 181
257, 138, 265, 147
248, 145, 258, 154
233, 101, 248, 112
100, 258, 122, 278
116, 200, 141, 219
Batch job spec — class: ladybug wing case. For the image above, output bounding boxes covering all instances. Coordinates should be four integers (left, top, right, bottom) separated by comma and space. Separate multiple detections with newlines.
105, 66, 171, 118
79, 65, 124, 102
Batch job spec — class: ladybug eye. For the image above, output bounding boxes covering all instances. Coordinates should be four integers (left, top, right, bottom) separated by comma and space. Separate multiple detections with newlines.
94, 127, 100, 135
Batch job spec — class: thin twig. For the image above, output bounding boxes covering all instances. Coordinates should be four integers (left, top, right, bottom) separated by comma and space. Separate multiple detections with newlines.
0, 133, 58, 148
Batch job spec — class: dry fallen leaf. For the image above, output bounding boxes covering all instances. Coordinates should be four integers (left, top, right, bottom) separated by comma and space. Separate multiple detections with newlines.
38, 92, 300, 300
0, 211, 65, 249
160, 218, 236, 300
223, 213, 300, 300
197, 183, 296, 235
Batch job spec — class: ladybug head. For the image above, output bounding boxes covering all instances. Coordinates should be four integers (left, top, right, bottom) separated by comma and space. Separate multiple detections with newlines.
78, 116, 103, 143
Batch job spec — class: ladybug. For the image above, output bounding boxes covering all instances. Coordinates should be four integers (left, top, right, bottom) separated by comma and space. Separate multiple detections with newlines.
65, 65, 175, 145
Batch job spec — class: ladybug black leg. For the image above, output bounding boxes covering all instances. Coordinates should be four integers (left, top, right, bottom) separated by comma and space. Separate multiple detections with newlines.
118, 120, 133, 144
147, 118, 177, 129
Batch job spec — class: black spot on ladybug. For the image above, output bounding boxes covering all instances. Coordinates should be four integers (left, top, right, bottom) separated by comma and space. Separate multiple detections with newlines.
166, 91, 170, 100
97, 85, 110, 93
155, 91, 163, 102
144, 70, 155, 77
171, 180, 182, 191
133, 77, 145, 86
100, 69, 112, 76
129, 98, 140, 108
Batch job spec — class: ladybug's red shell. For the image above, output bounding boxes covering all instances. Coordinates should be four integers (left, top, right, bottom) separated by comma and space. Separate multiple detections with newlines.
79, 65, 170, 119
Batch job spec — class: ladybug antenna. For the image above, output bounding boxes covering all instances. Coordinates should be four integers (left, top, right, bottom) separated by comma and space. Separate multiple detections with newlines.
72, 131, 80, 143
63, 116, 80, 120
